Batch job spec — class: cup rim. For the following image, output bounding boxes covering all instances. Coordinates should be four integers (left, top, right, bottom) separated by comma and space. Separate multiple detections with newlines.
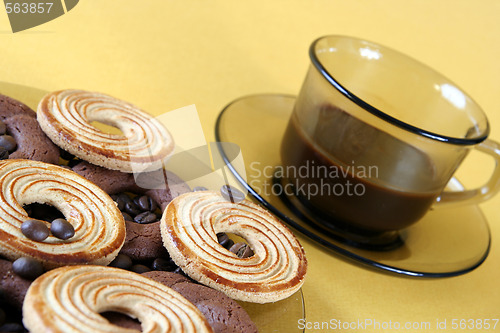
309, 35, 489, 146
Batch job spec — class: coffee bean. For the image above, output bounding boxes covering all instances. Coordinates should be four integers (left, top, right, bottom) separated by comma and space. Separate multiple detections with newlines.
21, 219, 49, 242
113, 193, 131, 211
114, 199, 125, 212
0, 135, 16, 152
217, 233, 230, 247
222, 239, 234, 250
220, 185, 245, 203
147, 197, 158, 212
193, 186, 208, 192
118, 193, 132, 203
0, 120, 6, 136
12, 257, 44, 280
134, 195, 148, 211
229, 242, 253, 258
0, 322, 25, 333
217, 233, 235, 249
134, 211, 157, 224
122, 212, 133, 222
111, 194, 122, 211
50, 218, 75, 240
133, 195, 143, 209
0, 147, 8, 160
131, 264, 151, 274
124, 201, 141, 216
240, 245, 253, 258
228, 242, 245, 254
152, 258, 176, 271
109, 254, 133, 270
149, 199, 158, 212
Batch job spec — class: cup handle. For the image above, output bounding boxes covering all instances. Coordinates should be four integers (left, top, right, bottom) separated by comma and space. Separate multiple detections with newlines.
437, 139, 500, 205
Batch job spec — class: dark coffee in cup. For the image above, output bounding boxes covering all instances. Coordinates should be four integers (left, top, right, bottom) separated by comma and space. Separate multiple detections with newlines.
279, 35, 500, 235
280, 104, 442, 232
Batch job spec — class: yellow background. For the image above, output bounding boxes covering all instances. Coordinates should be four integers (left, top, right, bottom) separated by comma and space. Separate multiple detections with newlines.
1, 1, 499, 332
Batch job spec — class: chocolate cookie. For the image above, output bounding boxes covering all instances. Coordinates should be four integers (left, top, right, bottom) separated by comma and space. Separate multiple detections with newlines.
71, 161, 191, 210
0, 94, 59, 164
0, 258, 32, 309
121, 221, 169, 261
143, 271, 258, 333
0, 94, 36, 118
72, 161, 191, 262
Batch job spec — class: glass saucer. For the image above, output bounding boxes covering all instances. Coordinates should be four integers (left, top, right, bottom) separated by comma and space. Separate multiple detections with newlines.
239, 289, 305, 332
215, 94, 491, 277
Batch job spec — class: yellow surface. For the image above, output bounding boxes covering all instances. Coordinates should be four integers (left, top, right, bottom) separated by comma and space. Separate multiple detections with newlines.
1, 1, 500, 332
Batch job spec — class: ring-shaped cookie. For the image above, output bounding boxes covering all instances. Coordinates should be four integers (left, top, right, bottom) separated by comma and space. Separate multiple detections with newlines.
161, 191, 307, 303
0, 159, 125, 267
37, 89, 174, 172
23, 265, 213, 333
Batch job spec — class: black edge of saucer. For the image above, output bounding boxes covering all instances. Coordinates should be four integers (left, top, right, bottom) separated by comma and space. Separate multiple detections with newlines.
214, 93, 491, 278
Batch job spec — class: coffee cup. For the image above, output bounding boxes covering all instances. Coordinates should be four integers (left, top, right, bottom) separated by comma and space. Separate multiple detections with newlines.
280, 35, 500, 233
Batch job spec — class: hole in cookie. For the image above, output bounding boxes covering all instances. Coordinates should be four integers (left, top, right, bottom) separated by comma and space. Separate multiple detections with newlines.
90, 121, 124, 136
23, 203, 65, 222
225, 233, 248, 245
100, 311, 142, 331
217, 233, 254, 258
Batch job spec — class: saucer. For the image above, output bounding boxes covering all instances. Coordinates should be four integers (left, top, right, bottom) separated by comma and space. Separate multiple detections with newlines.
215, 94, 491, 277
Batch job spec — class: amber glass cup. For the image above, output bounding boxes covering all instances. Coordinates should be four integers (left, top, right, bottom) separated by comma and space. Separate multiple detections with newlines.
280, 35, 500, 233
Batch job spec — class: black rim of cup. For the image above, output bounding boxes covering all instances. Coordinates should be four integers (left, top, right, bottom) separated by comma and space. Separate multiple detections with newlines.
309, 35, 489, 146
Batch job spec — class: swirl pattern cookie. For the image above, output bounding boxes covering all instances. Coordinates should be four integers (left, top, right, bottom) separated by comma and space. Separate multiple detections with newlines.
0, 159, 125, 267
37, 89, 174, 172
161, 191, 307, 303
22, 265, 213, 333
